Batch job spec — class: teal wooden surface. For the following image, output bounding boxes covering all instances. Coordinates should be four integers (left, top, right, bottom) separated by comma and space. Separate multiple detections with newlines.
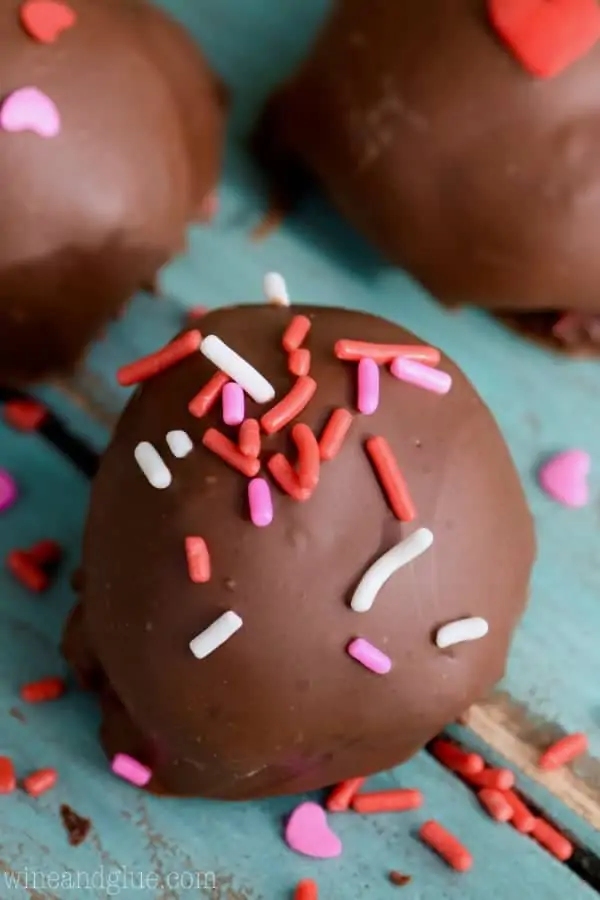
1, 0, 600, 896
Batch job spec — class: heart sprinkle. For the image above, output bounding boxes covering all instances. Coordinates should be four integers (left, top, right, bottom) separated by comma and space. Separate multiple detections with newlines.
285, 802, 342, 859
20, 0, 77, 44
0, 87, 61, 138
538, 449, 590, 508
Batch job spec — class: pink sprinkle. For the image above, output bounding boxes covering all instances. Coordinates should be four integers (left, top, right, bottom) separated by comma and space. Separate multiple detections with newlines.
357, 358, 379, 415
248, 478, 273, 527
391, 357, 452, 395
0, 469, 18, 513
347, 638, 391, 675
111, 753, 152, 787
222, 383, 245, 426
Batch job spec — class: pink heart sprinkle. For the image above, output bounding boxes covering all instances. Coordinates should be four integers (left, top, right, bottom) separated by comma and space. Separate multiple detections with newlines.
1, 87, 61, 138
538, 449, 590, 508
285, 802, 342, 859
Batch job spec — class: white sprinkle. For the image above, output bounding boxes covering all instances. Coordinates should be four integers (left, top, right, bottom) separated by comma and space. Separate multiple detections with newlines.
189, 611, 243, 659
436, 617, 489, 649
264, 272, 290, 306
166, 430, 194, 458
351, 528, 434, 613
134, 442, 172, 489
201, 335, 275, 404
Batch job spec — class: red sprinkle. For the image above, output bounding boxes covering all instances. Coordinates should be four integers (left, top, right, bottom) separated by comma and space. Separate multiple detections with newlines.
539, 733, 588, 771
7, 550, 48, 592
335, 340, 440, 366
261, 376, 317, 434
239, 419, 261, 458
117, 330, 201, 387
294, 880, 318, 900
504, 790, 536, 834
23, 768, 58, 797
366, 436, 416, 521
352, 789, 423, 814
267, 454, 311, 502
326, 777, 366, 812
477, 788, 514, 823
532, 818, 574, 862
292, 424, 320, 491
430, 739, 484, 776
283, 314, 312, 352
185, 537, 211, 584
319, 408, 353, 461
289, 348, 311, 376
464, 767, 515, 791
4, 398, 48, 431
419, 820, 473, 872
202, 429, 260, 478
21, 677, 66, 703
188, 371, 229, 418
187, 305, 208, 321
0, 757, 16, 794
28, 540, 62, 568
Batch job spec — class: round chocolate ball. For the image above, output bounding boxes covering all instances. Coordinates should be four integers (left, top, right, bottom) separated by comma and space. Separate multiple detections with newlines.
259, 0, 600, 348
0, 0, 226, 384
63, 302, 534, 799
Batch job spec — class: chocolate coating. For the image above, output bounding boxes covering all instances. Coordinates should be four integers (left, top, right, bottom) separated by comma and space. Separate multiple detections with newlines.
260, 0, 600, 325
0, 0, 226, 384
64, 304, 534, 799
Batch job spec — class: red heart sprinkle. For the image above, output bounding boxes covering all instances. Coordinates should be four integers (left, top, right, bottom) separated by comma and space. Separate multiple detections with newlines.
20, 0, 77, 45
488, 0, 600, 78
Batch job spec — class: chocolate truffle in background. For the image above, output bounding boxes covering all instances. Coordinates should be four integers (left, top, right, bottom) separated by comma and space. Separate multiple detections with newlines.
63, 284, 535, 799
0, 0, 227, 385
257, 0, 600, 352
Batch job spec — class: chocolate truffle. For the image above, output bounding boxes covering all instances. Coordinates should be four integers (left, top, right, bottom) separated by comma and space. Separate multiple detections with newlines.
258, 0, 600, 350
0, 0, 226, 385
63, 297, 534, 799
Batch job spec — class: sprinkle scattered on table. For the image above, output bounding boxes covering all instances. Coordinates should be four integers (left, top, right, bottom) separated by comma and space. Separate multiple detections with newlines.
538, 449, 590, 508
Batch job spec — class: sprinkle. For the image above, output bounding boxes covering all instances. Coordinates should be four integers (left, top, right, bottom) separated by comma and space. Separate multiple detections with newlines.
0, 87, 61, 138
352, 789, 423, 813
292, 423, 320, 490
326, 777, 366, 812
464, 767, 515, 791
389, 871, 412, 887
319, 408, 353, 461
366, 436, 416, 521
117, 331, 201, 387
335, 340, 440, 366
187, 305, 208, 321
248, 478, 274, 527
351, 528, 433, 613
289, 347, 311, 376
539, 733, 588, 771
504, 790, 536, 833
21, 677, 66, 703
188, 371, 229, 418
264, 271, 290, 306
189, 611, 243, 659
419, 820, 473, 872
202, 429, 260, 477
261, 376, 317, 434
347, 638, 392, 675
20, 1, 77, 44
0, 469, 18, 513
391, 357, 452, 395
185, 537, 211, 583
201, 335, 275, 403
134, 442, 172, 489
285, 801, 343, 858
430, 739, 484, 776
268, 454, 311, 501
239, 419, 261, 458
357, 358, 379, 414
538, 449, 590, 508
3, 397, 48, 431
222, 382, 245, 426
532, 819, 573, 862
166, 430, 193, 458
283, 315, 312, 352
6, 550, 48, 592
436, 617, 489, 649
0, 758, 16, 794
294, 880, 318, 900
28, 539, 61, 567
111, 753, 152, 788
23, 768, 58, 797
477, 788, 513, 823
